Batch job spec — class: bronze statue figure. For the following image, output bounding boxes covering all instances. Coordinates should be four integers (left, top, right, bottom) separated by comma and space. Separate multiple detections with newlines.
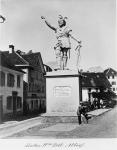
41, 15, 81, 70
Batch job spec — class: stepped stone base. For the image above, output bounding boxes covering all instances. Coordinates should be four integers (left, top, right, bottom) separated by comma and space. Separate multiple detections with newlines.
41, 116, 78, 123
41, 112, 78, 123
41, 112, 91, 123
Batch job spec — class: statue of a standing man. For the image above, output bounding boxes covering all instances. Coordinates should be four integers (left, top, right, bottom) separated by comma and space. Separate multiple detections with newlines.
41, 15, 81, 70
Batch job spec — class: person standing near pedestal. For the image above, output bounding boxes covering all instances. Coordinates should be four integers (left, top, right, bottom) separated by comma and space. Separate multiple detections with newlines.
77, 104, 82, 125
77, 103, 88, 125
41, 15, 81, 70
81, 105, 88, 124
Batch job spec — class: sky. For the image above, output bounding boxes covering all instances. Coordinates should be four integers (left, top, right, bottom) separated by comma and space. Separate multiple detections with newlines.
0, 0, 116, 71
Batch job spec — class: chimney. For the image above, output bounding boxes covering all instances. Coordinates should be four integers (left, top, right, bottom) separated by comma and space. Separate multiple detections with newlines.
9, 45, 15, 53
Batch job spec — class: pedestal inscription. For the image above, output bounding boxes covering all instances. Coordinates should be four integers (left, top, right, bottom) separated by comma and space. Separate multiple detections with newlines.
54, 86, 72, 97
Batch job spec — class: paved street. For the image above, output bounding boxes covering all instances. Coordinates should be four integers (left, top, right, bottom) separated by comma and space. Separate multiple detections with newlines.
5, 106, 117, 139
0, 116, 44, 138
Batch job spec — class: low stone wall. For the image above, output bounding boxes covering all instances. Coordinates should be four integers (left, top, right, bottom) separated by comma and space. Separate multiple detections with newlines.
42, 116, 79, 123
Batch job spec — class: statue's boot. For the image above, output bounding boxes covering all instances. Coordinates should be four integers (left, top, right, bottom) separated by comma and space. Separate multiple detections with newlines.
56, 56, 62, 70
63, 56, 68, 70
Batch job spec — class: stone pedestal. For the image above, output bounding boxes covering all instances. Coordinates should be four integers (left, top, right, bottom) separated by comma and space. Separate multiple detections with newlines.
45, 70, 81, 115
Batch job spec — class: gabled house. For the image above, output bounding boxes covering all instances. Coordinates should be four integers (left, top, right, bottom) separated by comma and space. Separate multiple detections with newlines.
44, 64, 52, 72
4, 45, 46, 114
104, 68, 117, 95
0, 51, 24, 119
81, 72, 111, 102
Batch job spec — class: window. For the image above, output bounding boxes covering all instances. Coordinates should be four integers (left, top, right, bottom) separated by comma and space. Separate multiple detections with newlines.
108, 76, 110, 79
7, 96, 12, 110
32, 94, 37, 98
0, 71, 5, 86
34, 100, 38, 109
112, 81, 116, 85
17, 97, 22, 109
112, 75, 114, 79
42, 101, 45, 107
88, 88, 91, 93
113, 88, 115, 91
17, 75, 21, 88
7, 73, 15, 87
37, 84, 41, 92
42, 86, 44, 93
36, 100, 38, 108
31, 100, 34, 109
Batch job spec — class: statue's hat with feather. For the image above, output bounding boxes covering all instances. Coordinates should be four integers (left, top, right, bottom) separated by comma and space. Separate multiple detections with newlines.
58, 15, 67, 21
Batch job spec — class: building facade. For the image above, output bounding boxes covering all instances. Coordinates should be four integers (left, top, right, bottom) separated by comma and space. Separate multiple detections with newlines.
0, 52, 24, 118
81, 72, 111, 102
22, 53, 46, 114
4, 45, 46, 114
104, 68, 117, 95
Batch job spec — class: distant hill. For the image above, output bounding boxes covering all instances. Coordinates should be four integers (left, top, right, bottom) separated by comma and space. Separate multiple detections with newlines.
45, 63, 104, 73
45, 61, 58, 70
86, 66, 104, 73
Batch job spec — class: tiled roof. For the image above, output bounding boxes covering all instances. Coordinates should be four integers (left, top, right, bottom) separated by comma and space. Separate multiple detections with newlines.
22, 52, 40, 66
104, 68, 117, 76
3, 51, 45, 73
81, 72, 111, 89
0, 51, 24, 73
3, 51, 28, 65
22, 52, 45, 73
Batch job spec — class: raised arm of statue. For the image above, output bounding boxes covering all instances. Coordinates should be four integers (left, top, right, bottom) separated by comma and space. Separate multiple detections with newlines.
41, 16, 56, 31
